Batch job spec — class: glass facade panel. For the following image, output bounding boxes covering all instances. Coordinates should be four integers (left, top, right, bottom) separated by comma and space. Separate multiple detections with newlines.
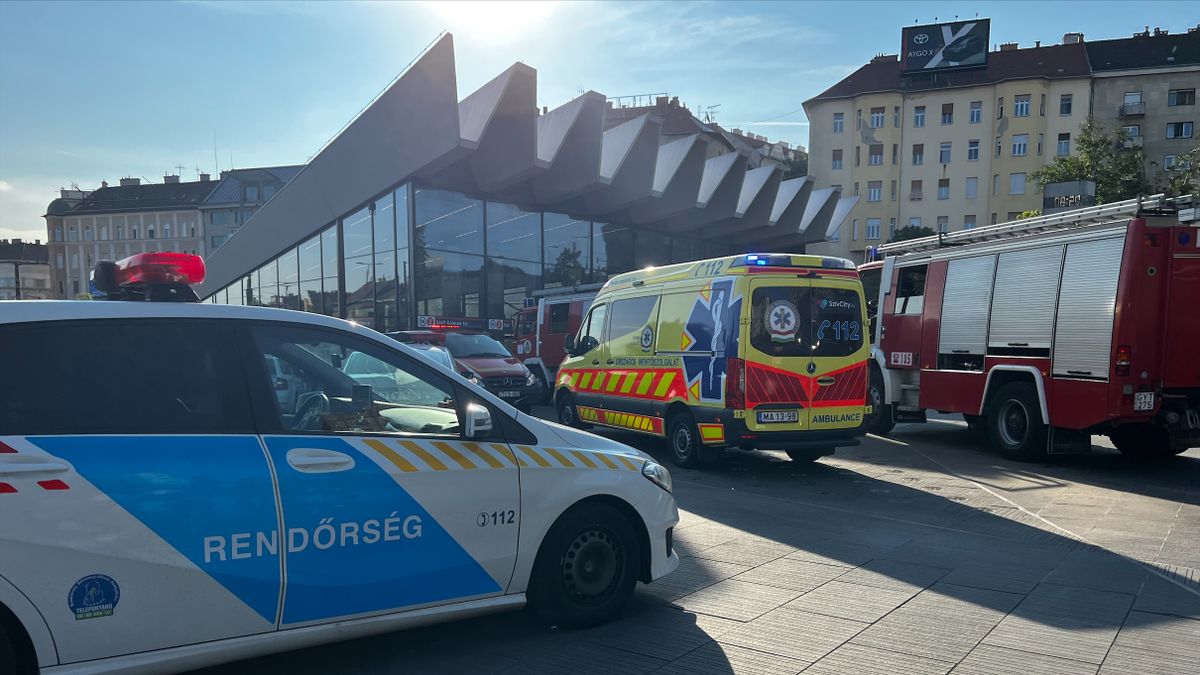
299, 278, 323, 314
345, 256, 374, 327
277, 248, 300, 310
416, 250, 483, 318
299, 234, 321, 282
320, 224, 340, 318
414, 187, 483, 255
592, 222, 633, 281
343, 207, 372, 259
635, 230, 672, 269
374, 192, 395, 253
487, 257, 541, 321
258, 259, 278, 308
671, 236, 704, 263
543, 213, 588, 288
487, 202, 540, 263
374, 249, 399, 332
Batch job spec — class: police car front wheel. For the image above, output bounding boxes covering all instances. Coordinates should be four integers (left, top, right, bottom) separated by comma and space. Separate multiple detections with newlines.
529, 502, 639, 628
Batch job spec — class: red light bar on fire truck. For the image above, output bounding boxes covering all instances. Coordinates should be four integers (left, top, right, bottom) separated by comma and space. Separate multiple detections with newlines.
91, 252, 206, 303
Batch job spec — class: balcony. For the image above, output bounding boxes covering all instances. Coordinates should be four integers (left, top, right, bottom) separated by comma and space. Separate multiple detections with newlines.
1121, 136, 1144, 149
1119, 102, 1146, 117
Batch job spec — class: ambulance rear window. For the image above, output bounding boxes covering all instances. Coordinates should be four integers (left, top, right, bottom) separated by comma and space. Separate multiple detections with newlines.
750, 287, 863, 358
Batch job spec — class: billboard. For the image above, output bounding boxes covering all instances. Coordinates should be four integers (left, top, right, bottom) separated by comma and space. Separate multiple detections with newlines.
901, 19, 990, 73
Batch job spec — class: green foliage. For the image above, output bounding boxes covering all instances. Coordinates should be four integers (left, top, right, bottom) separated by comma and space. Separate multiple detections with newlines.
1030, 119, 1152, 204
779, 154, 808, 180
889, 225, 935, 243
1159, 145, 1200, 197
1016, 209, 1041, 220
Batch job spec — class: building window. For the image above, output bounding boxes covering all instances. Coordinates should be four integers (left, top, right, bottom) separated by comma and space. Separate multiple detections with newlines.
965, 176, 978, 199
162, 224, 171, 239
414, 187, 484, 255
147, 227, 155, 240
852, 182, 859, 197
833, 112, 844, 133
1164, 155, 1176, 169
131, 226, 138, 239
1037, 133, 1044, 156
544, 213, 589, 286
1167, 122, 1194, 139
856, 109, 863, 130
1124, 91, 1142, 105
1009, 172, 1026, 195
855, 146, 861, 167
964, 215, 977, 230
852, 219, 859, 241
970, 101, 982, 124
867, 181, 882, 202
870, 107, 885, 128
866, 218, 881, 240
890, 180, 897, 201
937, 216, 949, 233
941, 103, 953, 125
84, 226, 93, 241
892, 144, 898, 165
1057, 133, 1071, 156
914, 106, 925, 128
909, 217, 922, 228
245, 185, 259, 201
56, 254, 64, 268
1169, 89, 1196, 106
869, 144, 883, 165
829, 223, 840, 241
939, 142, 951, 164
995, 138, 1002, 158
912, 143, 924, 165
997, 97, 1004, 119
910, 180, 923, 201
893, 106, 900, 127
115, 225, 123, 240
991, 213, 998, 225
831, 149, 843, 170
937, 179, 950, 200
889, 218, 897, 238
1012, 134, 1029, 156
968, 139, 980, 161
992, 174, 999, 196
54, 225, 62, 241
1060, 94, 1073, 116
1039, 93, 1046, 116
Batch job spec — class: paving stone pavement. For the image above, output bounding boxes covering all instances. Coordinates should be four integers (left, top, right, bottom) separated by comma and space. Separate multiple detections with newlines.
198, 414, 1200, 675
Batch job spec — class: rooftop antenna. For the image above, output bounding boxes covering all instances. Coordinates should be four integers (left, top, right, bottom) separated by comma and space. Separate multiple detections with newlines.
174, 164, 186, 176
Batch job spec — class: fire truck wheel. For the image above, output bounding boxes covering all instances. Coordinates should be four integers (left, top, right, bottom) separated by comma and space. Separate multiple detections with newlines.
963, 414, 987, 439
557, 393, 590, 429
667, 412, 701, 468
864, 369, 894, 435
987, 382, 1047, 461
533, 370, 552, 404
1110, 425, 1184, 458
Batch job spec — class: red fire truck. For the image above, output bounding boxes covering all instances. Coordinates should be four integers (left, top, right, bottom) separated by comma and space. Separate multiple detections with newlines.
511, 289, 597, 402
860, 195, 1199, 460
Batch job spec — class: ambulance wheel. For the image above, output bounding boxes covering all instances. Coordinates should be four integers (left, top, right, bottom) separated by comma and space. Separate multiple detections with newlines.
1110, 425, 1184, 458
667, 412, 701, 468
786, 448, 830, 462
987, 382, 1046, 461
864, 368, 895, 435
529, 502, 639, 628
556, 393, 589, 429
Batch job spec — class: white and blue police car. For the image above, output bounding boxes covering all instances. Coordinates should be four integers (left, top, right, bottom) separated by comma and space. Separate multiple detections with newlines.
0, 253, 679, 674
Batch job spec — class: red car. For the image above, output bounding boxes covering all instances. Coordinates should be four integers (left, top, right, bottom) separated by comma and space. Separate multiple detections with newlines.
389, 330, 540, 413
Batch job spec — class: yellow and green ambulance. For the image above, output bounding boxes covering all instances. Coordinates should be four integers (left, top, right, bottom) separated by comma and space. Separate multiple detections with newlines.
554, 253, 871, 467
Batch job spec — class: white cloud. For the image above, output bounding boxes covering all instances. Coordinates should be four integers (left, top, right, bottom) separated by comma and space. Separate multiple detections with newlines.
0, 180, 12, 192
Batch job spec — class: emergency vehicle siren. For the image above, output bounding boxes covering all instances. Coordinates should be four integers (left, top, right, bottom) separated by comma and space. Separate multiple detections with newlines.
91, 252, 206, 302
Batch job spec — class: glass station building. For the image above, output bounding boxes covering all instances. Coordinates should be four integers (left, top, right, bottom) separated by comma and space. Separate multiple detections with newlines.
200, 35, 854, 332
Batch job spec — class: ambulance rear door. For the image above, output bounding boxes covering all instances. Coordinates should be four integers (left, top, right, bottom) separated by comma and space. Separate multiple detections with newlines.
744, 277, 814, 433
806, 279, 869, 431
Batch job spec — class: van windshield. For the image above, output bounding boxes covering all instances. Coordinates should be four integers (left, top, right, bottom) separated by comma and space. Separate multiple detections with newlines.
443, 333, 512, 359
750, 286, 863, 358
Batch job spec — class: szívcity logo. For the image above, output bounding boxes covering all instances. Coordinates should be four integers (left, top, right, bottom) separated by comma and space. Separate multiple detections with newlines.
766, 300, 799, 343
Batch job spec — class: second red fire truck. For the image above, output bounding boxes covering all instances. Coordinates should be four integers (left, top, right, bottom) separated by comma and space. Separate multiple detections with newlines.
510, 289, 597, 402
860, 195, 1199, 460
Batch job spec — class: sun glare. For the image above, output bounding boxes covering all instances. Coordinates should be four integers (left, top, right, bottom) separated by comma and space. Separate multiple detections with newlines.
425, 1, 560, 44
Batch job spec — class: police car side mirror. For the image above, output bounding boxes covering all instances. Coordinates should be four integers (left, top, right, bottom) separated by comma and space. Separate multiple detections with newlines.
464, 402, 493, 439
564, 334, 576, 355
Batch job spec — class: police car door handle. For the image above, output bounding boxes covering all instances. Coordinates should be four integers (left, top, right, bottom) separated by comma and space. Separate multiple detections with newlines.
0, 461, 70, 476
285, 448, 356, 473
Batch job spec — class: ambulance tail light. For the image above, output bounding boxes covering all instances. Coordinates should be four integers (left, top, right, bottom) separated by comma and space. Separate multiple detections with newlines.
114, 252, 206, 286
1115, 345, 1132, 376
726, 357, 746, 409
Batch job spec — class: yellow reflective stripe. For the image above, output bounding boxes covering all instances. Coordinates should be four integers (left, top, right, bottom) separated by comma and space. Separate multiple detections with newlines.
433, 441, 477, 470
517, 445, 552, 468
363, 439, 419, 473
620, 372, 638, 393
542, 447, 576, 468
637, 372, 656, 395
617, 455, 639, 471
570, 371, 580, 387
400, 440, 448, 471
594, 452, 619, 470
485, 442, 517, 465
593, 372, 606, 390
605, 372, 622, 392
580, 372, 593, 389
653, 372, 676, 398
569, 450, 598, 468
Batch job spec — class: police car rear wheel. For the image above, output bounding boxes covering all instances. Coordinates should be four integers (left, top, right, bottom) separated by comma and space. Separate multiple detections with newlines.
668, 413, 700, 468
530, 502, 639, 628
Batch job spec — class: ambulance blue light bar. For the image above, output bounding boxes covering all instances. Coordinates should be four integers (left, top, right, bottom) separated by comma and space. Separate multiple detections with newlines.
734, 254, 856, 270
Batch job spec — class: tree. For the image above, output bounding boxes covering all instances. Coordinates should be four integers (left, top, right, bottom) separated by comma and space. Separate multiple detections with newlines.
780, 154, 808, 180
1158, 145, 1200, 196
1016, 209, 1041, 220
1030, 119, 1153, 204
889, 225, 934, 243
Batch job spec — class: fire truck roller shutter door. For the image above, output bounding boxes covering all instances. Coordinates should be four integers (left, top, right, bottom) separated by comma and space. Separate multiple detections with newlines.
938, 255, 996, 369
988, 246, 1064, 355
1053, 236, 1126, 379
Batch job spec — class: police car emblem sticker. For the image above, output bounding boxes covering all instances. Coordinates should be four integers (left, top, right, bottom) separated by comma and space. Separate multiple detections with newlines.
640, 325, 654, 352
766, 300, 798, 343
69, 574, 120, 620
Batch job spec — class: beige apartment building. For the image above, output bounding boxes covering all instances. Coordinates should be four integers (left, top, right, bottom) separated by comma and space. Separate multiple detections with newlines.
1087, 29, 1200, 184
805, 38, 1093, 258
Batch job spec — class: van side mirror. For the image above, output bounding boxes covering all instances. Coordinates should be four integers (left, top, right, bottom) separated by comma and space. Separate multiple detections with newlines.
464, 402, 493, 439
564, 334, 576, 355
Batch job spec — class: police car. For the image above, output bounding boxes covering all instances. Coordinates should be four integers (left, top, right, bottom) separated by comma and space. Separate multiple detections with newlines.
0, 253, 679, 674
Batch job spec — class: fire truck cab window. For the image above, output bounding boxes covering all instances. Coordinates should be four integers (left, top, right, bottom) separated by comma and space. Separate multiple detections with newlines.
859, 267, 882, 341
895, 266, 926, 315
549, 303, 570, 334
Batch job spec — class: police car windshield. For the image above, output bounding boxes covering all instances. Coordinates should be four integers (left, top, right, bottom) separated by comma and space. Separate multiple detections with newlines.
444, 333, 511, 359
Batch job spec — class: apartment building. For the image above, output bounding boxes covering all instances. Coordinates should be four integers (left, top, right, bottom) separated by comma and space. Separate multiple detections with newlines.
805, 39, 1092, 258
1087, 28, 1200, 183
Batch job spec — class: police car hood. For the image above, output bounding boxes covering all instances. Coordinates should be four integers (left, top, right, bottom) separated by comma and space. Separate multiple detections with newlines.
523, 416, 652, 462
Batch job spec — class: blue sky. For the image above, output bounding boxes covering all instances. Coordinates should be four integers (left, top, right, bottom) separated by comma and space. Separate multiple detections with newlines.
1, 0, 1196, 241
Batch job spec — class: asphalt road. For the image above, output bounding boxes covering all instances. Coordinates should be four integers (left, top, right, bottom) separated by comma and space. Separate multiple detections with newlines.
197, 413, 1200, 674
